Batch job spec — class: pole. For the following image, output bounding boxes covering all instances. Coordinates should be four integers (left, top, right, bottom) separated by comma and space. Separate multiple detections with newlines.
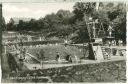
83, 43, 85, 58
4, 45, 6, 55
93, 21, 96, 38
0, 4, 2, 64
96, 2, 99, 11
85, 19, 95, 60
39, 37, 41, 41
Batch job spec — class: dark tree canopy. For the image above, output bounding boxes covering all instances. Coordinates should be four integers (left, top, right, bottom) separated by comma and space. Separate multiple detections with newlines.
5, 2, 126, 44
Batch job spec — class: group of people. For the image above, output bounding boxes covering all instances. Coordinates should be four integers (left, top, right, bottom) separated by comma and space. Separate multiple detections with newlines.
108, 39, 123, 46
55, 52, 72, 63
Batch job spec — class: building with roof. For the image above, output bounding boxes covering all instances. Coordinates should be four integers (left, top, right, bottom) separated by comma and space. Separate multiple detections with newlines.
9, 17, 32, 25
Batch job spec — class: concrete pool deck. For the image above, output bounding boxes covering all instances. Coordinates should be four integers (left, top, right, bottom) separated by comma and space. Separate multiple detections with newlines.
24, 56, 126, 70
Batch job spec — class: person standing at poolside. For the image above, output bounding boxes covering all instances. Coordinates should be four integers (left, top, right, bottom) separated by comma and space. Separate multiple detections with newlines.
56, 52, 60, 62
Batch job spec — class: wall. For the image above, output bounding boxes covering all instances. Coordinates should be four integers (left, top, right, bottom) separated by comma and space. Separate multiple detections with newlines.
3, 60, 126, 83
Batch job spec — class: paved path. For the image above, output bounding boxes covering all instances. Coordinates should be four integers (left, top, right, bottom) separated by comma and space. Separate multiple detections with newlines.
25, 56, 126, 70
1, 54, 10, 72
26, 53, 40, 62
102, 46, 126, 49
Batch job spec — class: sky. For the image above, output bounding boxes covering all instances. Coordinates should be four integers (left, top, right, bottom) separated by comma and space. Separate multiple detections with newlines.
2, 2, 75, 23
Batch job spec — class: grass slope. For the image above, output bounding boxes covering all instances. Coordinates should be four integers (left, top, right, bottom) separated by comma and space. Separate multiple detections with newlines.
27, 45, 88, 61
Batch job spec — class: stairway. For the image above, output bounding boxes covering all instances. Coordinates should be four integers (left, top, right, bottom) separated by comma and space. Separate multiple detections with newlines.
25, 53, 40, 63
92, 46, 104, 61
101, 47, 109, 60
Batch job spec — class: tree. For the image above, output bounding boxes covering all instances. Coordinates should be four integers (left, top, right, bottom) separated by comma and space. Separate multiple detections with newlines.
71, 21, 89, 43
72, 2, 97, 43
16, 20, 30, 31
36, 49, 45, 60
56, 10, 74, 24
5, 2, 126, 44
1, 17, 6, 31
73, 2, 96, 21
44, 11, 73, 38
43, 13, 60, 35
73, 2, 126, 44
109, 3, 126, 43
6, 18, 15, 31
112, 12, 126, 43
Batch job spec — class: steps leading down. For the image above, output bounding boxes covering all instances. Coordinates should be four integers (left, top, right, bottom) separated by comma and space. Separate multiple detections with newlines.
92, 45, 104, 61
101, 47, 109, 60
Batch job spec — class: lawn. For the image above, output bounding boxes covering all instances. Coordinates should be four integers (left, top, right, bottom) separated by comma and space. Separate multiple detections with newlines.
27, 44, 89, 62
